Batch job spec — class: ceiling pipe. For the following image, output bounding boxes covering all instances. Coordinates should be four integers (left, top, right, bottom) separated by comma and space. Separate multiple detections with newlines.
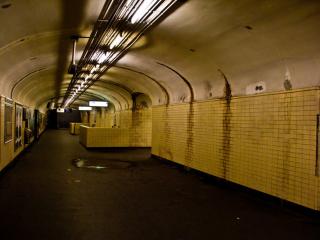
62, 0, 182, 108
68, 36, 78, 74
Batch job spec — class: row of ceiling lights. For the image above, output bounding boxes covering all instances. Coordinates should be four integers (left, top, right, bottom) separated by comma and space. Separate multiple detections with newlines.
62, 0, 179, 108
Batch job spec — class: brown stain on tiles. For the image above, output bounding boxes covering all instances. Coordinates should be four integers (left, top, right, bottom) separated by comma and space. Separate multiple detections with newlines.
160, 105, 173, 160
221, 79, 232, 179
219, 69, 232, 180
185, 102, 194, 167
281, 92, 292, 193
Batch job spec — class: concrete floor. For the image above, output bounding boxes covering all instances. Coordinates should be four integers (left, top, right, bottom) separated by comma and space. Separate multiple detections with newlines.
0, 130, 319, 240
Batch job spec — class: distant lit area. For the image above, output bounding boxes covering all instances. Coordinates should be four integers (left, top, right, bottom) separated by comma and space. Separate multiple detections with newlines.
78, 106, 93, 111
89, 101, 108, 107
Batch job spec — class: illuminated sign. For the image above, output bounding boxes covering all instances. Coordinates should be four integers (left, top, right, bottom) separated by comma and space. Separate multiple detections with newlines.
78, 106, 92, 111
89, 101, 108, 107
57, 108, 65, 113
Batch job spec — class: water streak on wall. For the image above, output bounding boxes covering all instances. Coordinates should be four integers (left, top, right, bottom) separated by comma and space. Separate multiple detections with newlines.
221, 79, 232, 179
152, 88, 320, 210
185, 102, 194, 167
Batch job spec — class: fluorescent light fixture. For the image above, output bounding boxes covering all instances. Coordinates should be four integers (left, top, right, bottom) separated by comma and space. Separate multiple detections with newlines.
62, 0, 178, 108
109, 53, 117, 63
63, 94, 76, 107
79, 106, 93, 111
89, 101, 108, 107
110, 35, 123, 49
131, 0, 156, 23
98, 52, 110, 63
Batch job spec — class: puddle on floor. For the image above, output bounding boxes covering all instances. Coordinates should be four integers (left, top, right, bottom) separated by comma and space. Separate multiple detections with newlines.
72, 158, 135, 170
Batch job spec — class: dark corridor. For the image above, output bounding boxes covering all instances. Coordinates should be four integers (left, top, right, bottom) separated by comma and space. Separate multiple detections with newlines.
0, 130, 318, 240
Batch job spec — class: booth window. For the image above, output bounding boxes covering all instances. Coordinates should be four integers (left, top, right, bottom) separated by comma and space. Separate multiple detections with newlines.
4, 100, 13, 143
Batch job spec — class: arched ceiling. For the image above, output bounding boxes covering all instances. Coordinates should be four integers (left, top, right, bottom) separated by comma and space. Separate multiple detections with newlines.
0, 0, 319, 112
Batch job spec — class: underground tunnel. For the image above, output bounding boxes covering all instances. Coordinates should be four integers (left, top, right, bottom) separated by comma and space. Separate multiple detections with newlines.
0, 0, 319, 239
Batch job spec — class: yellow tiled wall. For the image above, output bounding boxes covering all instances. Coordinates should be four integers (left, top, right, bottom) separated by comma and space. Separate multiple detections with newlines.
95, 108, 114, 127
0, 97, 14, 170
80, 127, 131, 147
89, 110, 96, 126
115, 110, 132, 128
80, 108, 152, 147
152, 88, 320, 211
80, 112, 89, 124
0, 97, 41, 171
70, 122, 89, 135
79, 125, 87, 145
81, 109, 116, 128
130, 109, 152, 147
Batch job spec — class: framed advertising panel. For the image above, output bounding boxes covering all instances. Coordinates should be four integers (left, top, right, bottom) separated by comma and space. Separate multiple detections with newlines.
15, 103, 23, 150
4, 98, 13, 144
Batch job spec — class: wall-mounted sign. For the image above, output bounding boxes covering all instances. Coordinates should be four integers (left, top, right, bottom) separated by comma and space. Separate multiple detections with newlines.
57, 108, 65, 113
246, 81, 266, 95
79, 106, 92, 111
89, 101, 108, 107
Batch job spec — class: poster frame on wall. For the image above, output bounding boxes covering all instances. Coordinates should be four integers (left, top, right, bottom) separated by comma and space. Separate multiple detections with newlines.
4, 98, 13, 144
14, 103, 23, 151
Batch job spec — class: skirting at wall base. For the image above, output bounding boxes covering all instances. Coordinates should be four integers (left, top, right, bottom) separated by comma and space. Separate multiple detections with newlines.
151, 154, 320, 216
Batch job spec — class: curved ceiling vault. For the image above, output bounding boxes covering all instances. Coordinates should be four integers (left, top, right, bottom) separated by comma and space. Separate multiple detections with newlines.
0, 0, 319, 112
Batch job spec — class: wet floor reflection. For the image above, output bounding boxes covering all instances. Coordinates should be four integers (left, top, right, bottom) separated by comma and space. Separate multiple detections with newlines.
72, 158, 135, 170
